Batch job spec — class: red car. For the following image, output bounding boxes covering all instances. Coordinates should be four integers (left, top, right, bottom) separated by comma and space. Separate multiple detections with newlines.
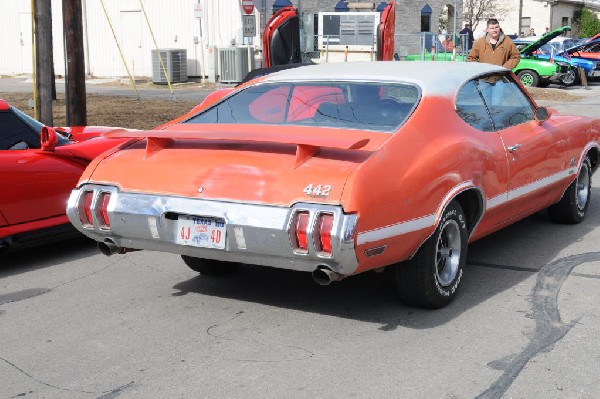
0, 99, 131, 252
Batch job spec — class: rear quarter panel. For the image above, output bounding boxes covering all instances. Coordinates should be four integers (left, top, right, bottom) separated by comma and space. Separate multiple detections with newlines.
341, 96, 509, 272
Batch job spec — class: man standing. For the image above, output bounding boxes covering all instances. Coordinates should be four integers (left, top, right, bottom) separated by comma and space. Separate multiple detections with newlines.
467, 18, 520, 70
459, 23, 474, 50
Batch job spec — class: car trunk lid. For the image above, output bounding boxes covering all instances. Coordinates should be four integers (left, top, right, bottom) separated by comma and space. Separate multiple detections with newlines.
84, 124, 390, 205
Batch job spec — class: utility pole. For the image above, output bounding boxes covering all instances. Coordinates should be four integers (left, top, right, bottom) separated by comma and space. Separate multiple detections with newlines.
34, 0, 54, 125
518, 0, 523, 36
453, 0, 457, 39
63, 0, 86, 126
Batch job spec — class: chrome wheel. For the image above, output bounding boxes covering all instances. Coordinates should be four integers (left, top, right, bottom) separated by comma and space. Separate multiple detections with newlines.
435, 219, 462, 286
548, 155, 592, 224
576, 161, 590, 211
521, 74, 533, 86
517, 70, 539, 87
393, 201, 468, 308
561, 70, 576, 86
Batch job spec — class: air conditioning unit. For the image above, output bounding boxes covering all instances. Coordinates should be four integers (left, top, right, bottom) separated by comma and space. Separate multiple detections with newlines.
219, 47, 252, 83
151, 49, 188, 84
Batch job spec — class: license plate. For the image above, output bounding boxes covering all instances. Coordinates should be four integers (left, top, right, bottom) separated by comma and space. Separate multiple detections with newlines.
174, 215, 226, 249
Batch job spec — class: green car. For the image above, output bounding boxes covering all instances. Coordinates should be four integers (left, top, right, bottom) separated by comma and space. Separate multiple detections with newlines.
402, 35, 571, 87
512, 57, 569, 87
514, 26, 578, 87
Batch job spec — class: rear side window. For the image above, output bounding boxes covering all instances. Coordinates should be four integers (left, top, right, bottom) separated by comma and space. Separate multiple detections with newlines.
456, 74, 535, 132
476, 75, 534, 129
455, 81, 494, 132
184, 82, 420, 133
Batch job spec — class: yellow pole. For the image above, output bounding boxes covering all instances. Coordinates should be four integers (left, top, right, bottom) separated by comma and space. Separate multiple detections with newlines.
31, 0, 37, 117
139, 0, 176, 100
99, 0, 140, 99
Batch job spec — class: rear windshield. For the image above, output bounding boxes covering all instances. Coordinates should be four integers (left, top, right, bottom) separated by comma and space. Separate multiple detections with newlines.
184, 82, 420, 133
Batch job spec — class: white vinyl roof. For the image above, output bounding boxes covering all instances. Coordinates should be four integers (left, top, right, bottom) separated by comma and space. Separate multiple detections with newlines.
263, 61, 508, 96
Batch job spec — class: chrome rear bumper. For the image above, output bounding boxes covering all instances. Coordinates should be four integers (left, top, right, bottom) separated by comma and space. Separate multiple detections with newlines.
67, 184, 359, 275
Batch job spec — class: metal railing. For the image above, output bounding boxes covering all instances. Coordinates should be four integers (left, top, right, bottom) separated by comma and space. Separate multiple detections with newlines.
298, 33, 471, 64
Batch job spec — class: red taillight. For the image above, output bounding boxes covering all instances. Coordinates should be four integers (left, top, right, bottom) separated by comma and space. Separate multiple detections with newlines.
79, 191, 94, 226
98, 192, 111, 229
293, 211, 310, 252
316, 213, 334, 255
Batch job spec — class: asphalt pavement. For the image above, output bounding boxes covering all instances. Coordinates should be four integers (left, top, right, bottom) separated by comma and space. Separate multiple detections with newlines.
534, 81, 600, 116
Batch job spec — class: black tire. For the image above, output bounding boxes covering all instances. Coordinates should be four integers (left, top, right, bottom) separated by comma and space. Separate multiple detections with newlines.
560, 69, 579, 87
181, 255, 239, 276
393, 201, 468, 309
517, 70, 540, 87
538, 79, 551, 88
548, 156, 592, 224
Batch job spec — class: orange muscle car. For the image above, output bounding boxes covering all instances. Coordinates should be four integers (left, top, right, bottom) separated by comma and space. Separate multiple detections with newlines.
66, 62, 600, 308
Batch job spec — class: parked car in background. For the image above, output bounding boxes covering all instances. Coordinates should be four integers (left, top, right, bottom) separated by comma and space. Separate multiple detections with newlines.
65, 62, 600, 309
403, 27, 572, 87
562, 38, 600, 60
514, 26, 582, 86
548, 35, 578, 53
513, 41, 593, 85
559, 39, 600, 81
0, 99, 132, 252
586, 33, 600, 42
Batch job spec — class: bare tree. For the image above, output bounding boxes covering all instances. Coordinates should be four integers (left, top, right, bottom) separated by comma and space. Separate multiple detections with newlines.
463, 0, 510, 32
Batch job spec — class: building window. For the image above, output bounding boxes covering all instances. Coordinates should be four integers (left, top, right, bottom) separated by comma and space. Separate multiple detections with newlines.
421, 4, 432, 32
562, 17, 569, 26
520, 17, 531, 36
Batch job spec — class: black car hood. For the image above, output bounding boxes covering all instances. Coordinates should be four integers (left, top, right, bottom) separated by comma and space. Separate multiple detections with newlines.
520, 26, 571, 56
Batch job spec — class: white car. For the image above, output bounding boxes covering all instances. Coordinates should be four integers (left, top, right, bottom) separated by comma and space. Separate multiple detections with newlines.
519, 34, 577, 53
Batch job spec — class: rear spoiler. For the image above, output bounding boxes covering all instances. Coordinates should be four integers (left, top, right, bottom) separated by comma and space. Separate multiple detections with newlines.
103, 129, 370, 168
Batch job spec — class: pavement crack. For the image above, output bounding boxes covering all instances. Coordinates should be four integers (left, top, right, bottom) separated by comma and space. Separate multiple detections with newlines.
476, 252, 600, 399
206, 310, 244, 340
0, 356, 96, 394
0, 288, 52, 306
205, 310, 314, 362
1, 262, 118, 307
96, 381, 135, 399
51, 263, 115, 291
469, 260, 538, 273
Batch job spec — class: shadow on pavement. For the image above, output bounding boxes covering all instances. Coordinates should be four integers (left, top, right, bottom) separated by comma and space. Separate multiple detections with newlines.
0, 236, 97, 278
171, 188, 600, 329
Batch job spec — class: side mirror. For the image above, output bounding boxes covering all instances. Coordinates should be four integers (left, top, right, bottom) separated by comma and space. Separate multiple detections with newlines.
534, 106, 550, 123
40, 126, 58, 151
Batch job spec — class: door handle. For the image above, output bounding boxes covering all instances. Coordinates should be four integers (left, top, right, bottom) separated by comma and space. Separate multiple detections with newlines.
507, 144, 522, 153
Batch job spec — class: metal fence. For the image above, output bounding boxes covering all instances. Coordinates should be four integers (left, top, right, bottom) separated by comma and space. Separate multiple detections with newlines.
299, 33, 471, 64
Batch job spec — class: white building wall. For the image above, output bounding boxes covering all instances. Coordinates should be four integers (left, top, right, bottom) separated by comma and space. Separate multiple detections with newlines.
0, 2, 38, 75
493, 0, 523, 37
472, 0, 552, 38
0, 0, 261, 78
468, 0, 588, 40
551, 2, 577, 31
520, 1, 552, 36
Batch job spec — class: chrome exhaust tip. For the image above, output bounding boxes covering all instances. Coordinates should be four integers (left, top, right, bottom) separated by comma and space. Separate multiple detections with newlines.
312, 266, 342, 286
98, 239, 119, 256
